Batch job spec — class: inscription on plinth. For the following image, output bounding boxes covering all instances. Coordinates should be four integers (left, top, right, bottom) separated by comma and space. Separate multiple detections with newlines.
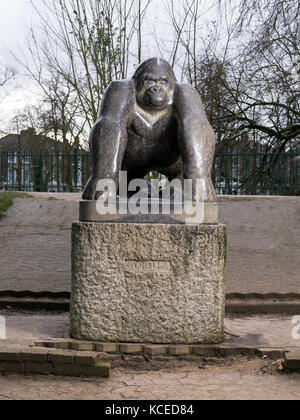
124, 260, 171, 273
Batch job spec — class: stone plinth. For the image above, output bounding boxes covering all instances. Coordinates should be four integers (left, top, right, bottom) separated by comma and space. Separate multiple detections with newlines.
70, 223, 226, 344
79, 199, 219, 224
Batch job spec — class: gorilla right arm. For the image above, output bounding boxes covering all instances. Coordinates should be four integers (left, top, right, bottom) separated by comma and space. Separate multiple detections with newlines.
82, 80, 136, 200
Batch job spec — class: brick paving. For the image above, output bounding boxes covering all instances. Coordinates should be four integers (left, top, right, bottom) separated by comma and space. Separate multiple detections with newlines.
0, 194, 299, 294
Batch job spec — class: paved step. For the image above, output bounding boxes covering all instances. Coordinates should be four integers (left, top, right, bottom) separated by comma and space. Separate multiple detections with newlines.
33, 339, 289, 360
0, 291, 69, 311
0, 345, 110, 377
226, 293, 300, 314
0, 339, 292, 379
284, 351, 300, 370
2, 291, 300, 314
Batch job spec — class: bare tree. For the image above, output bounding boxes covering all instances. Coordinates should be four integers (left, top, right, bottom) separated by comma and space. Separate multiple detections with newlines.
0, 65, 16, 134
13, 0, 151, 145
217, 0, 300, 150
0, 66, 15, 88
167, 0, 300, 150
166, 1, 240, 140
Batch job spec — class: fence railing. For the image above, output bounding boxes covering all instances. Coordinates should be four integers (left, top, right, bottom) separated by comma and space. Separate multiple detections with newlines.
0, 149, 299, 195
212, 149, 299, 195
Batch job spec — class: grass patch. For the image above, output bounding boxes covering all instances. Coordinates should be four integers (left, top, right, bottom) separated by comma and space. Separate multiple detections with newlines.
0, 191, 33, 217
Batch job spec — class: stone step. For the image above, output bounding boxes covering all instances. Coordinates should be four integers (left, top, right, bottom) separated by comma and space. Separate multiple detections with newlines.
34, 339, 289, 360
0, 346, 110, 378
284, 351, 300, 370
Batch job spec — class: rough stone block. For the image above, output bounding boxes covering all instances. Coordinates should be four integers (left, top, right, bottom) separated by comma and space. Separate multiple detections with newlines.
168, 346, 192, 356
0, 349, 23, 362
42, 341, 58, 349
20, 348, 49, 362
24, 362, 53, 375
70, 341, 93, 351
38, 340, 73, 350
119, 344, 144, 354
79, 363, 110, 378
47, 349, 75, 364
75, 351, 106, 366
0, 361, 24, 373
70, 223, 226, 344
193, 345, 216, 357
94, 343, 120, 353
144, 345, 168, 356
285, 351, 300, 369
49, 340, 72, 350
53, 363, 82, 376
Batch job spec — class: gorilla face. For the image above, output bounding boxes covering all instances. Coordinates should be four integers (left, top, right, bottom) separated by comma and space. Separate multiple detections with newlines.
141, 73, 169, 108
133, 58, 176, 110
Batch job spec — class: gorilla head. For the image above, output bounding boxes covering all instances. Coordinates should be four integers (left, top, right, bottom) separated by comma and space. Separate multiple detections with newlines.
133, 58, 177, 110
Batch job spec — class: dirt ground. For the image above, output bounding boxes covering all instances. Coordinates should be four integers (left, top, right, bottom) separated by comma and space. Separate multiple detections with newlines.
0, 194, 299, 294
0, 358, 299, 400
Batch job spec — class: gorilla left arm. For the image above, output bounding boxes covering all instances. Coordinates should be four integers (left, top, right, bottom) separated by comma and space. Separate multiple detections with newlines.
173, 83, 216, 201
174, 83, 216, 176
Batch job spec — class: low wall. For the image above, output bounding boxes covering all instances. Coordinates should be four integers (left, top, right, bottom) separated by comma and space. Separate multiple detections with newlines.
0, 194, 299, 295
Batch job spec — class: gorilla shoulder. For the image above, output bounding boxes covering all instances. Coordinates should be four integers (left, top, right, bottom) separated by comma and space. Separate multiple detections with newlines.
174, 83, 206, 116
106, 79, 135, 94
175, 82, 201, 99
99, 79, 136, 120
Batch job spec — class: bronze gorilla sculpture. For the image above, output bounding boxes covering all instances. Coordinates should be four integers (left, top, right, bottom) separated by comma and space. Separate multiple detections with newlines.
83, 57, 216, 202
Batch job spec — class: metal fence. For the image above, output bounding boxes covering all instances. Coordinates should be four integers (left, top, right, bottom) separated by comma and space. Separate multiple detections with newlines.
0, 149, 299, 195
212, 149, 300, 195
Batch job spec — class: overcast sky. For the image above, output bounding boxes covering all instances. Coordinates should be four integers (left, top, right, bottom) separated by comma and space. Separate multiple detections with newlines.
0, 0, 172, 126
0, 0, 38, 126
0, 0, 156, 123
0, 0, 34, 56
